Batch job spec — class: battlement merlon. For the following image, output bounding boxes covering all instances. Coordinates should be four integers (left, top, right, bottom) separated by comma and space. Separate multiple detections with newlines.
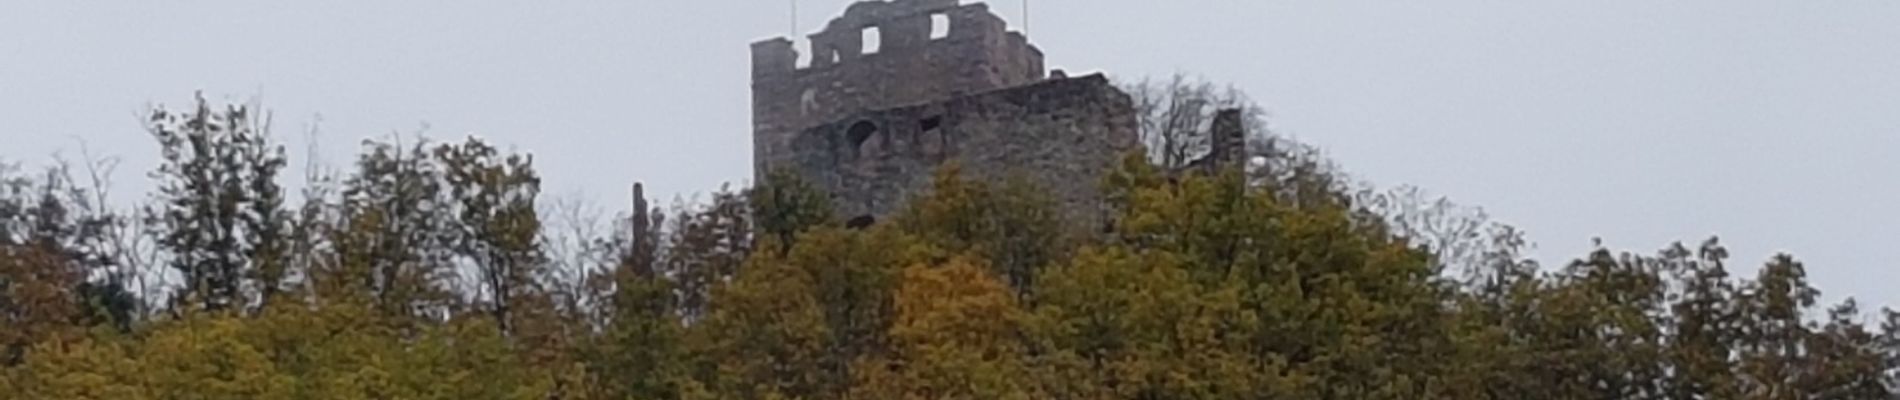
749, 1, 1042, 80
750, 39, 796, 80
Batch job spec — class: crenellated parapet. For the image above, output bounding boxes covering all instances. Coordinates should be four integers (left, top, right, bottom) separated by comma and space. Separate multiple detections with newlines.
751, 0, 1046, 178
750, 0, 1037, 77
747, 0, 1134, 230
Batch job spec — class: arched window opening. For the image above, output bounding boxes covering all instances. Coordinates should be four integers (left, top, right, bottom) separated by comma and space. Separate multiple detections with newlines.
847, 121, 878, 155
919, 116, 946, 157
930, 14, 951, 40
862, 26, 882, 54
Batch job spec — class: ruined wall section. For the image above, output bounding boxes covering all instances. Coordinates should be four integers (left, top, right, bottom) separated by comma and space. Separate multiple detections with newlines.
1183, 108, 1249, 175
752, 0, 1046, 179
784, 74, 1138, 226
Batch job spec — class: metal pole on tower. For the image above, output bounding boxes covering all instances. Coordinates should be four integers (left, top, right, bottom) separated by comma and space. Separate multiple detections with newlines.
791, 0, 798, 36
1023, 0, 1030, 35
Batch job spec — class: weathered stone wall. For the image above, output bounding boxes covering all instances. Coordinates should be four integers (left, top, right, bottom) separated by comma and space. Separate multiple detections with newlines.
750, 0, 1135, 228
752, 0, 1045, 179
784, 75, 1138, 225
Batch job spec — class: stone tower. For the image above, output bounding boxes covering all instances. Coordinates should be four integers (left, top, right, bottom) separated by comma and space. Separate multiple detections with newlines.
751, 0, 1137, 226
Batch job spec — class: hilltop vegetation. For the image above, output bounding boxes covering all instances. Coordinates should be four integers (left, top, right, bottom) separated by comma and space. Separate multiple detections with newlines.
2, 93, 1896, 399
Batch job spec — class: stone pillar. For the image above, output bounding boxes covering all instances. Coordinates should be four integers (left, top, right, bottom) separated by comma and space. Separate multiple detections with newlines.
1208, 108, 1246, 171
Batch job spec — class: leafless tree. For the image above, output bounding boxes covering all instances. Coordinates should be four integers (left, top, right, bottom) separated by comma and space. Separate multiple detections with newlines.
1120, 73, 1267, 170
540, 192, 617, 322
1123, 74, 1519, 286
1355, 184, 1525, 282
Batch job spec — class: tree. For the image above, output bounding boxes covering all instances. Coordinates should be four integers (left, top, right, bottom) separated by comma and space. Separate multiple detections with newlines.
851, 259, 1036, 400
782, 226, 928, 398
0, 165, 88, 365
1734, 254, 1822, 398
0, 160, 137, 365
587, 261, 688, 400
1803, 299, 1888, 399
142, 95, 288, 313
4, 335, 145, 399
1105, 155, 1460, 399
1120, 74, 1266, 170
750, 169, 835, 253
1664, 238, 1743, 399
667, 186, 754, 321
10, 89, 1900, 400
132, 317, 293, 399
1357, 185, 1519, 280
896, 165, 1070, 299
312, 137, 458, 324
584, 191, 690, 400
1525, 248, 1670, 399
436, 138, 546, 335
689, 249, 828, 400
1031, 247, 1289, 399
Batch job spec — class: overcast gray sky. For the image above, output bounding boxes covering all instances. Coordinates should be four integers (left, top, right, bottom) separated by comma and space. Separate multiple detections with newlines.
3, 1, 1896, 307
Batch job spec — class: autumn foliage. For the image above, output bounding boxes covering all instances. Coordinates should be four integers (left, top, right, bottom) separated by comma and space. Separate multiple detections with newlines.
2, 96, 1897, 399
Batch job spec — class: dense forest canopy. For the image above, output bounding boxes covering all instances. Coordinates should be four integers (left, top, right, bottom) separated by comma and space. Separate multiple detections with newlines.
2, 85, 1897, 399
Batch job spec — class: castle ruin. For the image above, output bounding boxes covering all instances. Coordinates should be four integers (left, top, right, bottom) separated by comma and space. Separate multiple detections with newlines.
751, 0, 1138, 226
